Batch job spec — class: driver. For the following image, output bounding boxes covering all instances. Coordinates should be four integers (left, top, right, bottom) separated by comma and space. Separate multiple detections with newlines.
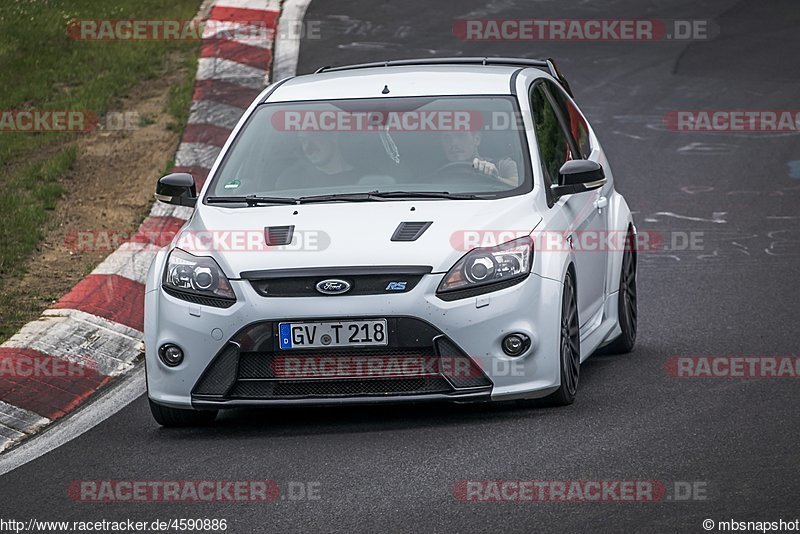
439, 131, 519, 186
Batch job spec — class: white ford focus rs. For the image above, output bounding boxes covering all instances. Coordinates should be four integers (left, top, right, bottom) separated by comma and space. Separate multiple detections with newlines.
145, 57, 637, 426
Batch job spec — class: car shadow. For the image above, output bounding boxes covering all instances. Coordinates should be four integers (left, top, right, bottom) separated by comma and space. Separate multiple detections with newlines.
210, 399, 544, 437
148, 348, 641, 440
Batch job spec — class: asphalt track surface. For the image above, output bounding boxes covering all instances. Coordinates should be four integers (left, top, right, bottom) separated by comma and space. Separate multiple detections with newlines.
1, 1, 799, 532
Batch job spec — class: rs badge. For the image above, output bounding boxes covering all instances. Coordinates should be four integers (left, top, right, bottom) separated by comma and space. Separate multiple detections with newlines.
385, 281, 407, 291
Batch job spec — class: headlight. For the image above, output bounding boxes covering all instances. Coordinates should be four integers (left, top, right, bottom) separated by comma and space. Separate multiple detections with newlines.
162, 248, 235, 304
438, 236, 533, 296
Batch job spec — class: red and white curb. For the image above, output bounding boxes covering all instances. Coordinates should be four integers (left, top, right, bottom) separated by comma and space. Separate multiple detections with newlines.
0, 0, 283, 453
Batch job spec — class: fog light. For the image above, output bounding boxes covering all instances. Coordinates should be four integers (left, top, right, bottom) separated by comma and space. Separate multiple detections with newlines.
159, 344, 184, 367
502, 334, 530, 356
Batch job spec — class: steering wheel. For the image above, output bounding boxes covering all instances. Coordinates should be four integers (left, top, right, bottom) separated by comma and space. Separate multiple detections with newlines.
435, 161, 482, 175
434, 160, 512, 189
432, 161, 498, 188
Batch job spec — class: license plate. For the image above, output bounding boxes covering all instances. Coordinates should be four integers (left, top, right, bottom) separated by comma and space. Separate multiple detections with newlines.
278, 320, 388, 349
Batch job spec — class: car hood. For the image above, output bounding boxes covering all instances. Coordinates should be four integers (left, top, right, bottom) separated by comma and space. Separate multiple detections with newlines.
178, 197, 542, 278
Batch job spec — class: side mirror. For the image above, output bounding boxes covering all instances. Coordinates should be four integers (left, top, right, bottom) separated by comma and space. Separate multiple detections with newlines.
551, 160, 606, 198
155, 173, 197, 207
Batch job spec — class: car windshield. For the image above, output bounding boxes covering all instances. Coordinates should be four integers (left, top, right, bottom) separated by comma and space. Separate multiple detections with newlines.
205, 96, 531, 203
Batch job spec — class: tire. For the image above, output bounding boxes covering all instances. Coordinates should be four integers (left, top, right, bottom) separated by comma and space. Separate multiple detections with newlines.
545, 269, 581, 406
149, 399, 218, 427
604, 230, 637, 354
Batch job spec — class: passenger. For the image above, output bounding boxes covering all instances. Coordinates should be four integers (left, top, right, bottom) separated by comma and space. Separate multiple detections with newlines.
274, 131, 360, 190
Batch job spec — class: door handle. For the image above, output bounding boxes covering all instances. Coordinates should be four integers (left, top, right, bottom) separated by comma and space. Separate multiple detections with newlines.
594, 196, 608, 211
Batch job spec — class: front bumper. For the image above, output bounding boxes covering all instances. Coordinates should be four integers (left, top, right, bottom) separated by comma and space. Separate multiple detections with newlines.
144, 251, 564, 408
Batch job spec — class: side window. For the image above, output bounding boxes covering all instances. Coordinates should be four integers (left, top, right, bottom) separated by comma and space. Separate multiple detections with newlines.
530, 84, 571, 186
547, 82, 592, 159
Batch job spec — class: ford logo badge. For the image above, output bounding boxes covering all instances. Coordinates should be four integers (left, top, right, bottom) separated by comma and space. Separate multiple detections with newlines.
315, 279, 352, 295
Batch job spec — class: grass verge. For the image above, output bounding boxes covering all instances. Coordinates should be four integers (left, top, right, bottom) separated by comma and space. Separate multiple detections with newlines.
0, 0, 203, 341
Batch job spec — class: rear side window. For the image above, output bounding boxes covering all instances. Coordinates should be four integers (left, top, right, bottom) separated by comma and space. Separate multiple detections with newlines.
547, 81, 592, 159
529, 84, 571, 186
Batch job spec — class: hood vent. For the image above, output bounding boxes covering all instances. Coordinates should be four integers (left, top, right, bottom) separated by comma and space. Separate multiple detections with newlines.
264, 225, 295, 246
391, 221, 432, 242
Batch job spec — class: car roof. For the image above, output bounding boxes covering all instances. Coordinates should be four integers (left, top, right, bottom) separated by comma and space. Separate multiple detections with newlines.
266, 65, 546, 102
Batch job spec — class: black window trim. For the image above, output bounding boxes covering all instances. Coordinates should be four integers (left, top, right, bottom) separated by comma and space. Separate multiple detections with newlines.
528, 79, 583, 208
540, 81, 583, 162
544, 80, 593, 160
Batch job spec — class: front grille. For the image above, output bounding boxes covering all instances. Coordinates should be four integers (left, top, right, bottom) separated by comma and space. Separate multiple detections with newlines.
237, 347, 434, 379
250, 275, 423, 297
191, 318, 492, 402
193, 344, 239, 395
435, 337, 494, 389
242, 266, 432, 298
229, 378, 453, 399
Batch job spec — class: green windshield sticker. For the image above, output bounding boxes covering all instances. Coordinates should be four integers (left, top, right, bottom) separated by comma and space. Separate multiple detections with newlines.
224, 180, 241, 189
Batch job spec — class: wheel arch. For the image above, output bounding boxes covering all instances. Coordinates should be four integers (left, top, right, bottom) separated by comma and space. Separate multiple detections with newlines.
606, 191, 636, 297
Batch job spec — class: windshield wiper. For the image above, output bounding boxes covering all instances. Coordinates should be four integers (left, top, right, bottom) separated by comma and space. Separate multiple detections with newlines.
298, 193, 386, 204
298, 191, 485, 204
206, 195, 298, 206
209, 191, 485, 206
368, 190, 484, 200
